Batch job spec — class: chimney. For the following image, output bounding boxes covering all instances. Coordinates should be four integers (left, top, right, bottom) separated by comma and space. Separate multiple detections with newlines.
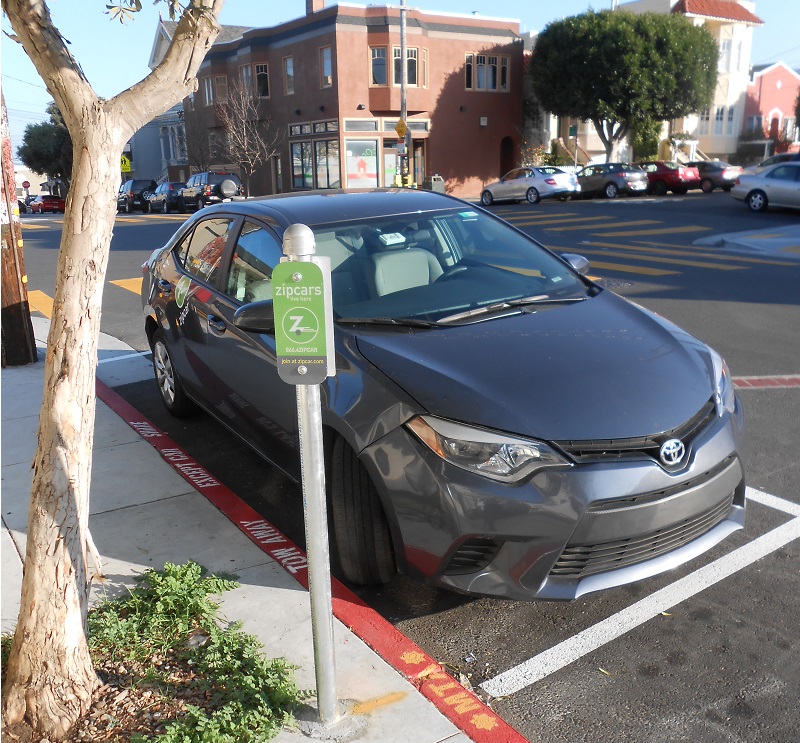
306, 0, 325, 14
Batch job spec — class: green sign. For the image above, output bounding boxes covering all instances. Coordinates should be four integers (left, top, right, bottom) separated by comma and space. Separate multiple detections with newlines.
569, 125, 578, 138
272, 259, 333, 384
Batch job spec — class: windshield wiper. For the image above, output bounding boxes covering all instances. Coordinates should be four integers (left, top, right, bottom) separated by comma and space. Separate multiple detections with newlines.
336, 316, 440, 328
438, 294, 586, 324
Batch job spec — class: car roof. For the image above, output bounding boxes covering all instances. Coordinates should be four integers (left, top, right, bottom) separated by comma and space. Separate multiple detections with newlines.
201, 188, 471, 228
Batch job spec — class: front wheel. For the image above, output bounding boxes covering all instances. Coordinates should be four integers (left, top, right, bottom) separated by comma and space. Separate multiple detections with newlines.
331, 437, 396, 586
526, 187, 541, 204
152, 330, 195, 417
177, 197, 186, 214
604, 182, 619, 199
124, 200, 132, 214
480, 190, 494, 206
162, 200, 169, 214
746, 190, 767, 212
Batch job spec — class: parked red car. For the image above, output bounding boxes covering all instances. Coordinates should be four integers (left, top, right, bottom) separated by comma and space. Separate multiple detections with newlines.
635, 161, 701, 195
29, 194, 66, 213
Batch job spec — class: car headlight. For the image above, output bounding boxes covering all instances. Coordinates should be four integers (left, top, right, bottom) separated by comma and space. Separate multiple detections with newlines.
406, 416, 570, 482
710, 348, 735, 417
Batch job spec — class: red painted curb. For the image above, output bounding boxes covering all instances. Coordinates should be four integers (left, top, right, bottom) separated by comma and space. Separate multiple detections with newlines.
95, 378, 529, 743
733, 375, 800, 389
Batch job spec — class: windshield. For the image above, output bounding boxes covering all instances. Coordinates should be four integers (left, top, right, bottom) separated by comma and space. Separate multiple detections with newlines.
309, 207, 589, 324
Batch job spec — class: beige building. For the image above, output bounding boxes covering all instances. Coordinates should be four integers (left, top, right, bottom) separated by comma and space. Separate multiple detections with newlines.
622, 0, 764, 161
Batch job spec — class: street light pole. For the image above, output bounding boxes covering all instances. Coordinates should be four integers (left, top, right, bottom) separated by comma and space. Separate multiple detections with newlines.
399, 0, 410, 185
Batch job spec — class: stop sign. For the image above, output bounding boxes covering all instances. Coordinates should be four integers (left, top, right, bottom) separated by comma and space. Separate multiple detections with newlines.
22, 180, 30, 189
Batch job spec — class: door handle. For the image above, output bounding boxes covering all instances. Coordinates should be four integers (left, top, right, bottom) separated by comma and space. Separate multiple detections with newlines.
157, 279, 172, 295
208, 315, 227, 335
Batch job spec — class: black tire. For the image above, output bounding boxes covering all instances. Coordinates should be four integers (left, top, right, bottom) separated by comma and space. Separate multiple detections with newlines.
604, 182, 619, 199
177, 197, 186, 214
480, 190, 494, 206
673, 187, 688, 195
701, 179, 714, 193
722, 185, 733, 192
141, 201, 150, 214
197, 197, 206, 211
652, 180, 668, 196
526, 187, 541, 204
162, 200, 169, 214
557, 194, 572, 202
746, 190, 768, 212
151, 330, 195, 417
331, 437, 396, 586
124, 199, 132, 214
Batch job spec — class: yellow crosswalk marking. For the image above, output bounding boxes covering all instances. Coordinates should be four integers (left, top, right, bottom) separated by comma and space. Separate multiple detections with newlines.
27, 290, 53, 318
593, 225, 711, 237
618, 241, 796, 266
588, 261, 678, 276
503, 212, 580, 222
580, 248, 743, 271
20, 223, 49, 230
110, 278, 143, 294
547, 219, 660, 232
513, 216, 614, 227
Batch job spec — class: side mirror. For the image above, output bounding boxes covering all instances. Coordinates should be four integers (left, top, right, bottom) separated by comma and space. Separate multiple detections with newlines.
233, 300, 275, 333
560, 253, 590, 276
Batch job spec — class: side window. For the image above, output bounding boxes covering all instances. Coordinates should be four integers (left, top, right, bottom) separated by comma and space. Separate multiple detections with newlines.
178, 217, 236, 286
768, 166, 795, 181
225, 220, 284, 303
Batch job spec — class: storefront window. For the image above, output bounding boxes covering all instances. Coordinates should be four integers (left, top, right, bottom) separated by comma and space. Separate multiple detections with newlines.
291, 142, 313, 189
315, 140, 340, 188
346, 139, 379, 188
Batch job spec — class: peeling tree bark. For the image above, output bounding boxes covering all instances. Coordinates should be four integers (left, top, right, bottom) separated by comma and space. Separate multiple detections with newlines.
0, 1, 224, 737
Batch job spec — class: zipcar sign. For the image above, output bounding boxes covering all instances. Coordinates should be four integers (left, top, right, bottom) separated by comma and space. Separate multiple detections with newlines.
272, 259, 334, 384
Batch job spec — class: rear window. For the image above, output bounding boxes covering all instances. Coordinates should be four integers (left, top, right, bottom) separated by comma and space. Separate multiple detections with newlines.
131, 180, 153, 189
208, 173, 242, 186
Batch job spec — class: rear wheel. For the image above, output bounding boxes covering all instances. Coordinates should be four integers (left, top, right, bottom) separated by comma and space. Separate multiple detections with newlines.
162, 200, 169, 214
480, 190, 494, 206
152, 330, 195, 417
604, 182, 619, 199
177, 197, 186, 214
673, 186, 688, 195
746, 190, 767, 212
652, 180, 668, 196
124, 200, 132, 214
526, 187, 541, 204
701, 179, 714, 193
331, 437, 396, 585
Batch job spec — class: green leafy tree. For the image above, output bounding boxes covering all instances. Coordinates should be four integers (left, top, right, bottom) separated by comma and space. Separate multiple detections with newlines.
0, 0, 225, 738
17, 102, 72, 192
530, 10, 718, 161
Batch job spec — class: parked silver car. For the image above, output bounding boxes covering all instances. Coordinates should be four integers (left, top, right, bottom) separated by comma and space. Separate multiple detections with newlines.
731, 161, 800, 212
481, 166, 580, 205
142, 188, 746, 601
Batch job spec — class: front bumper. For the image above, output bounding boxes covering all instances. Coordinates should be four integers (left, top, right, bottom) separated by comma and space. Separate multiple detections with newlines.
360, 396, 745, 601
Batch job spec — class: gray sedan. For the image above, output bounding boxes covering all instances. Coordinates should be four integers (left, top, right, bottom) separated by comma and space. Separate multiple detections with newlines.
141, 189, 745, 601
731, 161, 800, 212
481, 166, 580, 205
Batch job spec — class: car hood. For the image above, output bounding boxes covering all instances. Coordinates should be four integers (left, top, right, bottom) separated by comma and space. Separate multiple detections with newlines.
353, 292, 715, 441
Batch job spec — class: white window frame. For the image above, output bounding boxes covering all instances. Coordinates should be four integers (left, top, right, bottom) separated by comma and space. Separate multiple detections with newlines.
255, 63, 270, 99
284, 56, 295, 95
698, 108, 710, 135
214, 75, 228, 103
713, 106, 725, 136
320, 46, 333, 88
370, 46, 388, 86
202, 76, 214, 107
240, 65, 253, 95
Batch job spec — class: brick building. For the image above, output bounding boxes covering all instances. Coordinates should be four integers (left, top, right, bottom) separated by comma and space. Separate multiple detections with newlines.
152, 2, 525, 198
744, 62, 800, 147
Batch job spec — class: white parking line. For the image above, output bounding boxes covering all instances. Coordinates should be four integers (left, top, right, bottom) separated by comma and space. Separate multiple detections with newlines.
97, 352, 150, 364
480, 487, 800, 699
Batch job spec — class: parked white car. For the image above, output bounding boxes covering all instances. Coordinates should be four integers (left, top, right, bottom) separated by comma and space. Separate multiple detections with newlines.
481, 167, 580, 206
731, 162, 800, 212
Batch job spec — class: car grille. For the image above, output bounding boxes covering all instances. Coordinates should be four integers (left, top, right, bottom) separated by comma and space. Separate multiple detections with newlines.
553, 398, 715, 466
548, 490, 735, 578
444, 538, 504, 575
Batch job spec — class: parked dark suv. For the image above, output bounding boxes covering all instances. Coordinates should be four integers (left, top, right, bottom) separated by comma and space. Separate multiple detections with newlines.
177, 172, 243, 212
117, 179, 157, 213
148, 181, 187, 214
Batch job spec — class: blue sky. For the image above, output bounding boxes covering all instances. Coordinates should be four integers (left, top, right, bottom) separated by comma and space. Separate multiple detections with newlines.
3, 0, 799, 161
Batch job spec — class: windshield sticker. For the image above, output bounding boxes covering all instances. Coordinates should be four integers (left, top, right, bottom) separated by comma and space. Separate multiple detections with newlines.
552, 276, 563, 283
459, 211, 479, 220
175, 275, 192, 308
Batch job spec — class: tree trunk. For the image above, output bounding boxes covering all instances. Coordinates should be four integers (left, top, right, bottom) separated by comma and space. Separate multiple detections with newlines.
0, 1, 224, 735
2, 116, 123, 739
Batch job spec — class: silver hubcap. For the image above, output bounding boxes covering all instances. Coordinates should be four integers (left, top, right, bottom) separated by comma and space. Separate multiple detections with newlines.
154, 341, 175, 405
750, 194, 764, 210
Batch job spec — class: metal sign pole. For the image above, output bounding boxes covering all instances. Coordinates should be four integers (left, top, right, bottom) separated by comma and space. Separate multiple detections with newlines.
275, 225, 339, 727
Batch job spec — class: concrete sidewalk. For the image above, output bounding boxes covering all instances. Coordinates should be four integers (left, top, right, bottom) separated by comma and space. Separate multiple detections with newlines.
1, 317, 482, 742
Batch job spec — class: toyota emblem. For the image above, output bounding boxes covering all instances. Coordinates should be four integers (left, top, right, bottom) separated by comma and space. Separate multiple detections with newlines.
660, 438, 685, 467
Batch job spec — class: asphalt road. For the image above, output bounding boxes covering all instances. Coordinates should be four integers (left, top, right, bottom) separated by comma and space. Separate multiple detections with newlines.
18, 191, 800, 742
